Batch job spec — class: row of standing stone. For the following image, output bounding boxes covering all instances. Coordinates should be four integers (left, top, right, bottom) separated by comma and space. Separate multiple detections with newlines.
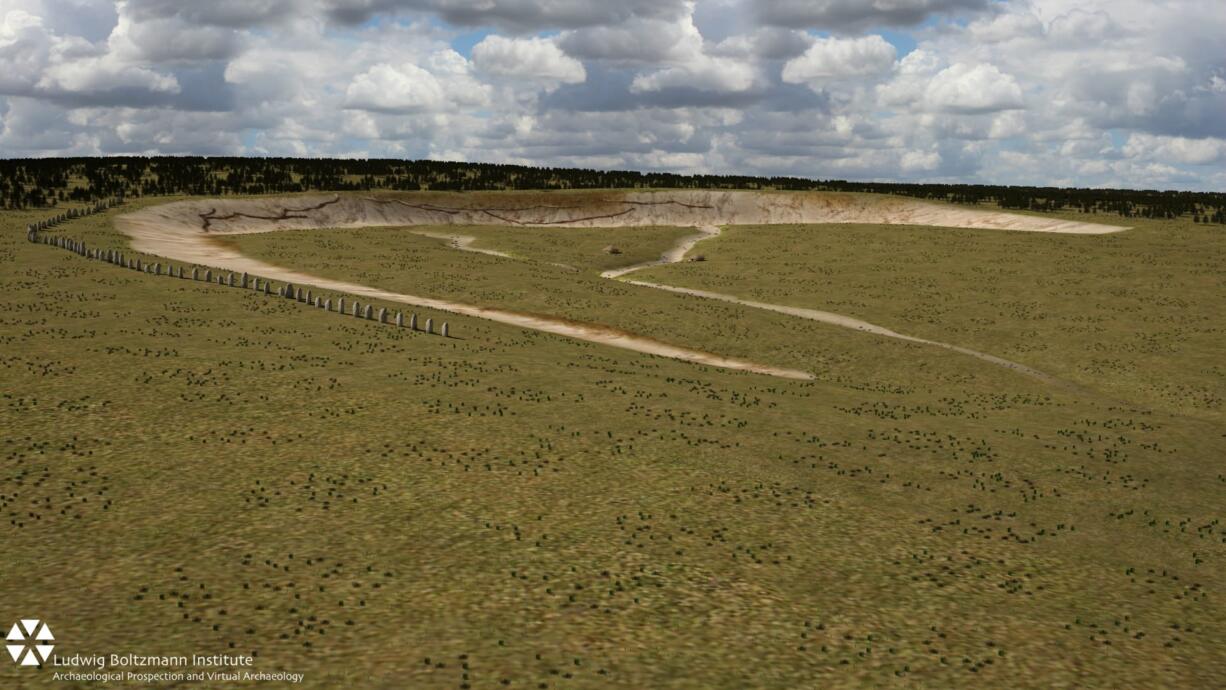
26, 199, 451, 337
25, 197, 122, 242
278, 281, 448, 336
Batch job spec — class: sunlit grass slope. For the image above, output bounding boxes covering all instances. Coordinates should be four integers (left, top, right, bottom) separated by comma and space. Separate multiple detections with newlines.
1, 195, 1224, 689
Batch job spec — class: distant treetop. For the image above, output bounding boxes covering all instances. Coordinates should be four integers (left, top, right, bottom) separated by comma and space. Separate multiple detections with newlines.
0, 156, 1222, 223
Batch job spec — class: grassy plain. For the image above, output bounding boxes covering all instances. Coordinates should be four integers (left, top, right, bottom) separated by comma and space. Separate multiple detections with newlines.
1, 194, 1224, 689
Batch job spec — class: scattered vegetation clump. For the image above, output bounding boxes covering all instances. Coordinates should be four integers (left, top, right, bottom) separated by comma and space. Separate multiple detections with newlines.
2, 189, 1224, 688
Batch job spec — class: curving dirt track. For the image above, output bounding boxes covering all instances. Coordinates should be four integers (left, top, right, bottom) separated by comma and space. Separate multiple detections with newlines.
116, 190, 1127, 380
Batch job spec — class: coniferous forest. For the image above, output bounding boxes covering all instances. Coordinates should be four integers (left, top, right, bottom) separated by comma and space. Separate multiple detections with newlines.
1, 156, 1223, 223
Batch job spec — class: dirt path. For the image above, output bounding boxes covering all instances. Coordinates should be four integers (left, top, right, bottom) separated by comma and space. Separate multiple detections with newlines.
600, 225, 1056, 382
407, 231, 513, 259
119, 213, 814, 380
115, 190, 1128, 381
600, 226, 720, 279
394, 225, 1054, 380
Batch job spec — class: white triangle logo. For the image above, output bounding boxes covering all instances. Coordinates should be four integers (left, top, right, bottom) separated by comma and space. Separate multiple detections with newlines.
5, 619, 55, 667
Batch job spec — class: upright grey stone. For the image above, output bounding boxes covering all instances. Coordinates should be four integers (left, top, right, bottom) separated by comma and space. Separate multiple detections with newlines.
425, 318, 433, 334
324, 298, 331, 311
240, 272, 248, 288
441, 322, 449, 337
263, 281, 271, 295
377, 307, 386, 323
363, 304, 373, 320
192, 267, 199, 281
337, 298, 345, 313
352, 301, 361, 317
204, 269, 212, 282
227, 273, 235, 287
395, 311, 403, 328
409, 313, 417, 330
305, 290, 312, 304
152, 263, 160, 275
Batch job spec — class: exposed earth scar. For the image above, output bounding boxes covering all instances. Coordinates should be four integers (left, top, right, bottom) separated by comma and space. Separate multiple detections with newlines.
118, 191, 1128, 381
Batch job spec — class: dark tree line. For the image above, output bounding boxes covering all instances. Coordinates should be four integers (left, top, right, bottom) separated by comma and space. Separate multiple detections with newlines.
1, 156, 1223, 223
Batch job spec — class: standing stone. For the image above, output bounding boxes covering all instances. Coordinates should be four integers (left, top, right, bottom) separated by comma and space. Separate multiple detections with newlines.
352, 302, 361, 317
324, 299, 331, 311
295, 288, 304, 302
377, 307, 386, 323
336, 298, 345, 313
284, 283, 295, 299
395, 311, 403, 328
305, 290, 312, 304
136, 260, 143, 272
363, 304, 373, 320
152, 263, 160, 275
240, 272, 249, 288
227, 273, 235, 287
204, 269, 212, 282
192, 267, 199, 280
409, 313, 418, 330
441, 322, 449, 337
263, 281, 271, 295
425, 318, 433, 334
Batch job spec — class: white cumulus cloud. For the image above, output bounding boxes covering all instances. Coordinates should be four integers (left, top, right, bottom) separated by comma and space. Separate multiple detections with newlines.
781, 35, 897, 85
472, 35, 585, 84
924, 62, 1024, 113
345, 63, 446, 112
1123, 133, 1226, 165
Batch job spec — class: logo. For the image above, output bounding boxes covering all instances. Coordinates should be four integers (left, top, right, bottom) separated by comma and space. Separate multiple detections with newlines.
6, 620, 54, 667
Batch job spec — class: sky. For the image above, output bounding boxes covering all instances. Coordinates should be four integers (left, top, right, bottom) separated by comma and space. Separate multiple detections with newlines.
1, 0, 1223, 190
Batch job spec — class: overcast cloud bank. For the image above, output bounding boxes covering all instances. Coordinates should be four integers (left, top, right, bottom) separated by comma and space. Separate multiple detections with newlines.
1, 0, 1222, 189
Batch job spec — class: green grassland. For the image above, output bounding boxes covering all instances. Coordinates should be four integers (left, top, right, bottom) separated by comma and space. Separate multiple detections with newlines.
2, 193, 1224, 689
628, 214, 1226, 422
